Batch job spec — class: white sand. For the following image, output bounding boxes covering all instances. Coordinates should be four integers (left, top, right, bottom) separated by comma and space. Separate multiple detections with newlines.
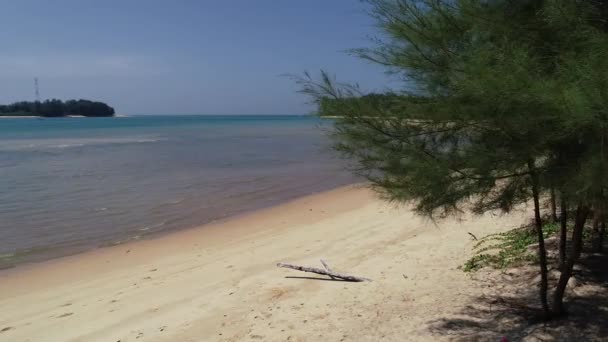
0, 185, 528, 341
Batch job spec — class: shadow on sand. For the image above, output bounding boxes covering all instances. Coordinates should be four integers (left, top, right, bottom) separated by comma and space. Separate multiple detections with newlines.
427, 251, 608, 341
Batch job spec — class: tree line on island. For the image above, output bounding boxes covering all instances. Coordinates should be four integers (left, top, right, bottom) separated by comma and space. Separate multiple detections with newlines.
0, 99, 115, 117
300, 0, 608, 324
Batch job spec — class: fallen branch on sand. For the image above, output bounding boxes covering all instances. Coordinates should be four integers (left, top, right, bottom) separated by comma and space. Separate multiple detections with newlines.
320, 259, 336, 280
468, 232, 478, 241
277, 260, 372, 282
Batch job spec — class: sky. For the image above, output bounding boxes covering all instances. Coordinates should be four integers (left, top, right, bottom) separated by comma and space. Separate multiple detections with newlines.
0, 0, 397, 115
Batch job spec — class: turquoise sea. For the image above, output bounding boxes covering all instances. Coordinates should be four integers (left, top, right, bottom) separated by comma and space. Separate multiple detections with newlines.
0, 115, 354, 268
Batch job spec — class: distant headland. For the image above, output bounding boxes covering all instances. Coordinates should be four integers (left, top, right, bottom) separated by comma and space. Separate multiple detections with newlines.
0, 99, 115, 117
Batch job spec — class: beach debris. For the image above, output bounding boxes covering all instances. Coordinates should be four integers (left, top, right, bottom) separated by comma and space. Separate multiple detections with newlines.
468, 232, 478, 241
320, 259, 336, 280
277, 260, 371, 282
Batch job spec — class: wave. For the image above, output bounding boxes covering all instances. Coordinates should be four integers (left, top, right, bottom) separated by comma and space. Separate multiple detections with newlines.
164, 198, 185, 205
0, 252, 15, 259
106, 234, 143, 246
138, 220, 167, 232
53, 143, 85, 149
0, 137, 161, 152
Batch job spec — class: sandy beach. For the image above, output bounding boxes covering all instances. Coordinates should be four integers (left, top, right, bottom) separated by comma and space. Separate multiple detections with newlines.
0, 184, 529, 342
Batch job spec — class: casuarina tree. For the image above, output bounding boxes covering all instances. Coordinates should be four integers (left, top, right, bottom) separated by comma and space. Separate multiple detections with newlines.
298, 0, 608, 319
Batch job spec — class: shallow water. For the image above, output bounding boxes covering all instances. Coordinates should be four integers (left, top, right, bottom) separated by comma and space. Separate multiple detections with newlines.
0, 115, 354, 267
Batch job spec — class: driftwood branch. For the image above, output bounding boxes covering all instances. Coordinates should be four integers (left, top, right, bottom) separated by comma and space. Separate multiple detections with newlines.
320, 259, 336, 279
320, 259, 332, 272
468, 232, 478, 241
277, 260, 371, 282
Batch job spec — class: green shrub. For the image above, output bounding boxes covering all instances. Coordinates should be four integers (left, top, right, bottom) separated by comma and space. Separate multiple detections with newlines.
463, 223, 559, 272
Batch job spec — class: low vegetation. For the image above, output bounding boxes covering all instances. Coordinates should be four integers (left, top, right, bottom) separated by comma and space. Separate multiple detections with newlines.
464, 224, 560, 272
464, 221, 603, 273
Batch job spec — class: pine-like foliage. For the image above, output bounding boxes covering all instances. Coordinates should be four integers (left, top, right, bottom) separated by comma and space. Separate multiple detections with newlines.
298, 0, 608, 319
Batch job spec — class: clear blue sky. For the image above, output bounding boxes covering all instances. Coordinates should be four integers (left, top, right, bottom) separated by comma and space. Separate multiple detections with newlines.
0, 0, 395, 115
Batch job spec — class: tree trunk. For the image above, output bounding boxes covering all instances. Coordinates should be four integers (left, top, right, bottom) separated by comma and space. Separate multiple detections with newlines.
559, 195, 568, 271
600, 221, 606, 252
592, 211, 601, 252
552, 204, 589, 317
529, 160, 550, 319
550, 187, 558, 223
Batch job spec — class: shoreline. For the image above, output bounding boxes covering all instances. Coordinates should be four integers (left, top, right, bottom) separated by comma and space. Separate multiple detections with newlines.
0, 183, 358, 271
0, 184, 529, 341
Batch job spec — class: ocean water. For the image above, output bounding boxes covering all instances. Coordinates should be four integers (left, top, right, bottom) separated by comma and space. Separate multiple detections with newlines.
0, 115, 354, 268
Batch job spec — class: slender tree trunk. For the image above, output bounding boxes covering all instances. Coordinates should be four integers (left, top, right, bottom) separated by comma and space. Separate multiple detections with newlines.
600, 221, 606, 252
559, 195, 568, 271
592, 210, 601, 252
552, 204, 589, 317
550, 187, 558, 223
528, 160, 550, 319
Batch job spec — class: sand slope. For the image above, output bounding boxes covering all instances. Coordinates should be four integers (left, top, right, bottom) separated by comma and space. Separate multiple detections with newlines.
0, 185, 528, 342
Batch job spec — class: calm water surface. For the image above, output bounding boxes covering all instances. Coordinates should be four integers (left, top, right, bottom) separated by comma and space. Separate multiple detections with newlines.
0, 115, 354, 268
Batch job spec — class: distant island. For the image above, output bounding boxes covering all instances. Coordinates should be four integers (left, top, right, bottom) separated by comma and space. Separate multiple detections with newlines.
0, 99, 115, 117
